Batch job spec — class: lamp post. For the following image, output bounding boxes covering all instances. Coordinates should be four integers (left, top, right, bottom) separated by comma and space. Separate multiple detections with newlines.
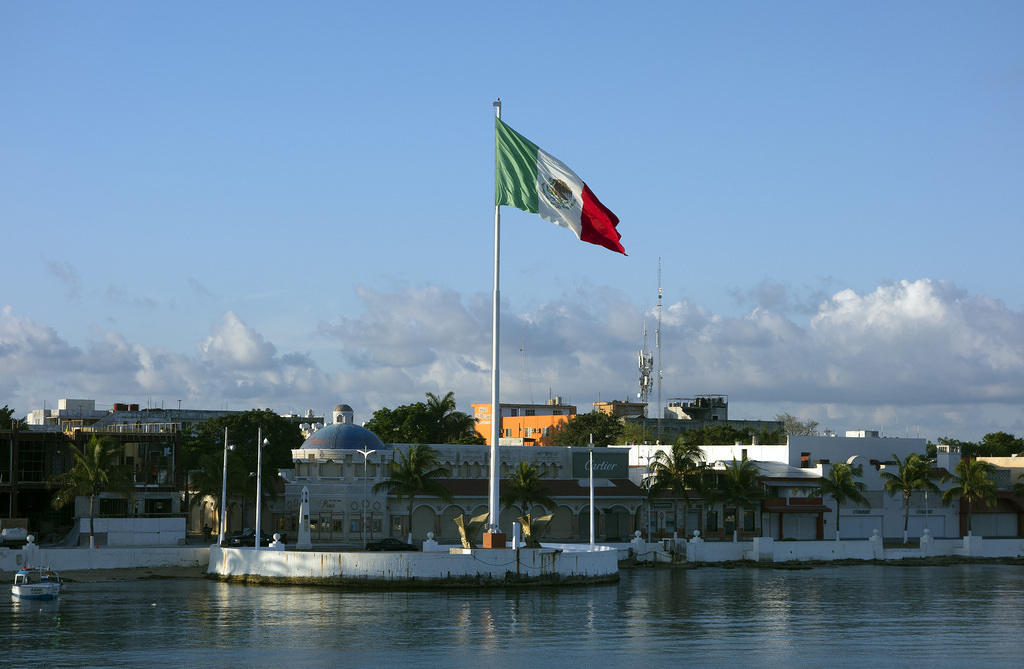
254, 429, 268, 550
357, 447, 375, 550
218, 427, 235, 546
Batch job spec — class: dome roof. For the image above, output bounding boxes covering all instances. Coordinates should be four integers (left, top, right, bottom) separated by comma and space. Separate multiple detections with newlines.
301, 423, 385, 451
334, 403, 353, 412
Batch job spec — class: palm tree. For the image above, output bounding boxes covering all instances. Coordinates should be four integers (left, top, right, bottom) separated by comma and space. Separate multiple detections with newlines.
811, 462, 870, 539
879, 453, 938, 543
942, 458, 997, 536
644, 443, 707, 537
501, 461, 555, 518
425, 391, 480, 443
712, 457, 764, 542
50, 436, 135, 549
373, 444, 453, 540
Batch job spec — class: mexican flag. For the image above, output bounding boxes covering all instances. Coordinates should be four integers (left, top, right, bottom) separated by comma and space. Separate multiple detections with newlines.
495, 118, 626, 255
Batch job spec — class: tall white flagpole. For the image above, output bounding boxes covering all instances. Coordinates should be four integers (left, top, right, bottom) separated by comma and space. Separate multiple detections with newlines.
589, 433, 595, 548
488, 98, 502, 535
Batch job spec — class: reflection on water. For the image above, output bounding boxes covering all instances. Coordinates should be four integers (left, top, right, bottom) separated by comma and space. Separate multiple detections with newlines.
3, 565, 1024, 667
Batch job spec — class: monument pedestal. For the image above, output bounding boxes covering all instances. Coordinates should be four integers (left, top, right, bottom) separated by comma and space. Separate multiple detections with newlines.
481, 532, 506, 549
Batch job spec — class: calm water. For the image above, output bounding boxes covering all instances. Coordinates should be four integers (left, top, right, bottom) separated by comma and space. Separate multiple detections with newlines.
4, 564, 1024, 667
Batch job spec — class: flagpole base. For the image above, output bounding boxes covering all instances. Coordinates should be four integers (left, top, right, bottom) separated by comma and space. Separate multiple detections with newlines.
481, 531, 506, 549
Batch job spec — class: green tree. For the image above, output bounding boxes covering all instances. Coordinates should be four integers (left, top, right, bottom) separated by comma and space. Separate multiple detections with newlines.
677, 424, 784, 448
643, 443, 707, 536
550, 411, 624, 447
501, 461, 555, 518
977, 432, 1024, 458
811, 462, 870, 539
373, 444, 453, 540
50, 436, 135, 548
775, 412, 819, 436
365, 393, 483, 445
183, 409, 304, 531
879, 453, 939, 543
620, 420, 652, 444
710, 457, 764, 542
941, 458, 998, 536
1, 404, 26, 430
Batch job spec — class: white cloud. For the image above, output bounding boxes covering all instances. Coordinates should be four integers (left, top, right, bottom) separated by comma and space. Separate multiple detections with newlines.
3, 278, 1024, 441
198, 311, 277, 370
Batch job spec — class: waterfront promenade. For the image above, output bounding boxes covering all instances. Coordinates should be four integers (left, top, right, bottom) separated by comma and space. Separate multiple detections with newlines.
3, 531, 1023, 581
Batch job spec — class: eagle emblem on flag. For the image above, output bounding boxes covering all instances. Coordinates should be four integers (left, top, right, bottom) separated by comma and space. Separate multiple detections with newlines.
542, 177, 577, 210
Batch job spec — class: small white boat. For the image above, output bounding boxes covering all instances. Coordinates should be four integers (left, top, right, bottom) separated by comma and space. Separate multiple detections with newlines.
11, 566, 63, 600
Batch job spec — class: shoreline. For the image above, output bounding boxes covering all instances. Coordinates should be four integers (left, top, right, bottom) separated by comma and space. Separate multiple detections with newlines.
15, 555, 1024, 585
56, 565, 208, 583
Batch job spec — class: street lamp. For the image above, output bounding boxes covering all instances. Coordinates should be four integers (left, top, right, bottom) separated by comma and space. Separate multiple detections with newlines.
254, 429, 268, 550
357, 447, 375, 549
218, 427, 235, 546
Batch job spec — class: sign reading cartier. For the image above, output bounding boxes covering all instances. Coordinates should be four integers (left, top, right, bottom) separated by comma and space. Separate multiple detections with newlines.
571, 450, 629, 479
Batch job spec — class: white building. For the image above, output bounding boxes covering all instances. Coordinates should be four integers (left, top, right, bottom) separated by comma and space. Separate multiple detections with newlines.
625, 432, 979, 541
272, 422, 644, 546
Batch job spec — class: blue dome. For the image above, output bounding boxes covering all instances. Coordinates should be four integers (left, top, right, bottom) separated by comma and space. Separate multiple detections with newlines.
301, 423, 386, 451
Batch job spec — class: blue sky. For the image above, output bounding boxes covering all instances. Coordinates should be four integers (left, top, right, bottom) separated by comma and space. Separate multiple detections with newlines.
2, 2, 1023, 441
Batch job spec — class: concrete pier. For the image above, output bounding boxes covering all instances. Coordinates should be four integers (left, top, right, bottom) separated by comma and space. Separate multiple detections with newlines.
207, 545, 619, 587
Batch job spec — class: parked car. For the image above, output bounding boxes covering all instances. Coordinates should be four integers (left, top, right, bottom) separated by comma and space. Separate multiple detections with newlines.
366, 537, 418, 552
222, 529, 277, 547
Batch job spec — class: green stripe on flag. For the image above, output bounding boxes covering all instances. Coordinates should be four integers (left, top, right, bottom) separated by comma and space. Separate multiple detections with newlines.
495, 118, 539, 213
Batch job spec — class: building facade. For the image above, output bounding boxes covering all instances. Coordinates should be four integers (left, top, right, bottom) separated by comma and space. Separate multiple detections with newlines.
272, 422, 643, 546
471, 399, 576, 446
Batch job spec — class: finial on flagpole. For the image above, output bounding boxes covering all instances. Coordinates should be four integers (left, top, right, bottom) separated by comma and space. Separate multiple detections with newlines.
493, 98, 501, 119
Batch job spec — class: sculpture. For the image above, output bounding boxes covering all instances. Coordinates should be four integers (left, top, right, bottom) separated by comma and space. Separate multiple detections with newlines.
516, 513, 553, 548
453, 512, 490, 549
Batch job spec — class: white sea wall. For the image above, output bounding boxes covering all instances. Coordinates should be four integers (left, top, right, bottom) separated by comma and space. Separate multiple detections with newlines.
78, 517, 186, 546
683, 537, 1024, 563
0, 546, 209, 573
208, 545, 618, 583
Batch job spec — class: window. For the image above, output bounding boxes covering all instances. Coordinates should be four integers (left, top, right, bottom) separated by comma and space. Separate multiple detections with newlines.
524, 409, 535, 416
319, 461, 342, 478
723, 507, 737, 533
350, 519, 362, 533
100, 498, 129, 516
509, 408, 519, 417
144, 498, 172, 514
743, 509, 755, 532
705, 510, 719, 532
552, 410, 562, 415
524, 427, 533, 437
504, 429, 511, 437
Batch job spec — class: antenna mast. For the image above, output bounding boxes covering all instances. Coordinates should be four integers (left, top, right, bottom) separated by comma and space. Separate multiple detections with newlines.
656, 257, 663, 442
638, 320, 653, 417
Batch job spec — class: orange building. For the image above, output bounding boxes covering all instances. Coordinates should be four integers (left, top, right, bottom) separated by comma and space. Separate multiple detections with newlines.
471, 399, 577, 446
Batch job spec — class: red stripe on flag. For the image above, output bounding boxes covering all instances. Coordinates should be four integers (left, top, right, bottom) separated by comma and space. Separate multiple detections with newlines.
579, 184, 626, 255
